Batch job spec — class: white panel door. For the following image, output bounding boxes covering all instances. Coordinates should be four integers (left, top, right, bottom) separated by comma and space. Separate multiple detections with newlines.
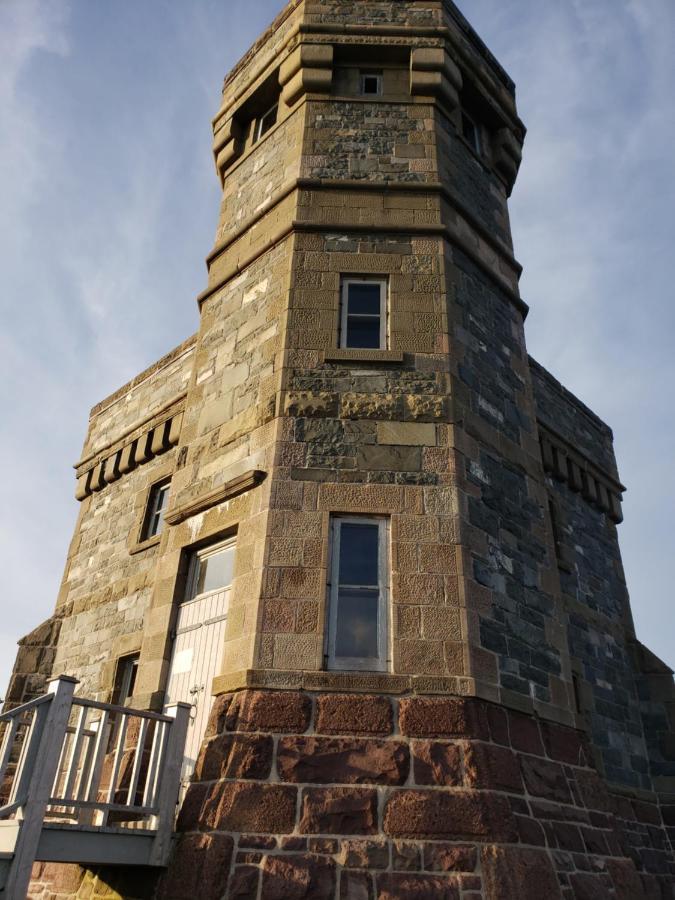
165, 539, 235, 787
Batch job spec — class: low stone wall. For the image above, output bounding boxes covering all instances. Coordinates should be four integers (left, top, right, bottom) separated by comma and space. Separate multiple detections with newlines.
156, 689, 675, 899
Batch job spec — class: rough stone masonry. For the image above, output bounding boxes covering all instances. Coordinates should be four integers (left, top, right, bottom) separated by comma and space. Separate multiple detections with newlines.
9, 1, 675, 898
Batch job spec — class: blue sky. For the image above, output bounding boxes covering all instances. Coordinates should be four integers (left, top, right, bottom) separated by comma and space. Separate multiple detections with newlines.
1, 0, 673, 698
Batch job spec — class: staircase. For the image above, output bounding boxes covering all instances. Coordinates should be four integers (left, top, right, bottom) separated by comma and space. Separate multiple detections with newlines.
0, 677, 189, 899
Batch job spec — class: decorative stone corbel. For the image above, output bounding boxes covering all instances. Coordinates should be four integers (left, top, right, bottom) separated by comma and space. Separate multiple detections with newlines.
279, 43, 333, 108
494, 126, 523, 197
212, 116, 244, 183
410, 47, 462, 111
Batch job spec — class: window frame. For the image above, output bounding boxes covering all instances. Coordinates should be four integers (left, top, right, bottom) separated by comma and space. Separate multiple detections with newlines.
141, 478, 171, 541
461, 110, 482, 156
360, 71, 383, 97
112, 653, 139, 707
185, 537, 237, 604
340, 277, 388, 351
253, 102, 279, 143
326, 516, 390, 673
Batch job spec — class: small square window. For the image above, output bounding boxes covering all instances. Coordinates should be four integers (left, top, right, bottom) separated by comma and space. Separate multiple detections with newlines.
327, 517, 389, 672
254, 103, 278, 143
340, 278, 387, 350
360, 72, 383, 96
142, 479, 171, 541
462, 111, 482, 155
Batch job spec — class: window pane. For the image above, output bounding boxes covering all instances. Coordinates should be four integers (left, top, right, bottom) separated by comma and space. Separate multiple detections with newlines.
339, 522, 379, 586
335, 588, 379, 659
347, 283, 382, 315
196, 546, 235, 595
346, 317, 381, 349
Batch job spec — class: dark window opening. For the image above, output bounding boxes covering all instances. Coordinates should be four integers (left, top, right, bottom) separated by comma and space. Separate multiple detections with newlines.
112, 654, 139, 707
142, 479, 171, 540
254, 103, 279, 143
360, 72, 383, 96
340, 278, 387, 350
462, 111, 482, 155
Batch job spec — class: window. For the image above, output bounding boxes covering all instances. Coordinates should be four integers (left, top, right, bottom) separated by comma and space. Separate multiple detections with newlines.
187, 539, 236, 601
360, 71, 383, 96
462, 111, 482, 155
142, 479, 171, 540
253, 103, 278, 143
327, 517, 389, 672
112, 654, 139, 706
340, 278, 387, 350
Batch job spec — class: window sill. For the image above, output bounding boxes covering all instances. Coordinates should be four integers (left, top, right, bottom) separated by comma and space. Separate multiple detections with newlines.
129, 534, 161, 556
322, 349, 405, 365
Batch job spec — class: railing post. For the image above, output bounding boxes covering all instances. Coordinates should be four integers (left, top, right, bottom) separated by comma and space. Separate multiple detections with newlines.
148, 703, 190, 867
4, 676, 78, 900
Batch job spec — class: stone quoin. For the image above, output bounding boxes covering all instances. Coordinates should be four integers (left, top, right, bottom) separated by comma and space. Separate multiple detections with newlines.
7, 1, 675, 898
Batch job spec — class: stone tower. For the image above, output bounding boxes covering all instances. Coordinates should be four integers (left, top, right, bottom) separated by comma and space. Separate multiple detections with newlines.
14, 2, 675, 898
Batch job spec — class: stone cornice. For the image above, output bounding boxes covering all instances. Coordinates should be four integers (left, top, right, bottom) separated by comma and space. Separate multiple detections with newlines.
164, 469, 267, 526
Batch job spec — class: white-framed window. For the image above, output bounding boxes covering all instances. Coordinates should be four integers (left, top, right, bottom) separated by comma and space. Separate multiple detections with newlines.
253, 103, 278, 143
186, 538, 236, 602
142, 479, 171, 540
340, 277, 388, 350
461, 111, 482, 155
326, 517, 390, 672
360, 71, 383, 96
112, 653, 139, 706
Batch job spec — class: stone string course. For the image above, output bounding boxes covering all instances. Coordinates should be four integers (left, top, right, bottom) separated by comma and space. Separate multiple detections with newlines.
154, 689, 675, 900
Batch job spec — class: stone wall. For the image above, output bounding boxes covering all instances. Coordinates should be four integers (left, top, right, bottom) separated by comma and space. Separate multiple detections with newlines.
530, 361, 655, 791
2, 614, 63, 709
156, 688, 675, 900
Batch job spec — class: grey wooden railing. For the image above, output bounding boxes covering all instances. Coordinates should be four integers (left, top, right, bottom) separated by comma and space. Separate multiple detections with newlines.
0, 676, 190, 900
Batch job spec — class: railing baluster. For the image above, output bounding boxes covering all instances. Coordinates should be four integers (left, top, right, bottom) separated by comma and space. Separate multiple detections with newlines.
102, 713, 128, 828
78, 712, 109, 826
62, 704, 88, 803
0, 716, 21, 790
142, 720, 164, 811
126, 717, 148, 808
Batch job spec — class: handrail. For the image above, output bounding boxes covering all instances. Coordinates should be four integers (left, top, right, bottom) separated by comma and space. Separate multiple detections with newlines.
72, 697, 176, 723
0, 676, 190, 899
0, 694, 52, 723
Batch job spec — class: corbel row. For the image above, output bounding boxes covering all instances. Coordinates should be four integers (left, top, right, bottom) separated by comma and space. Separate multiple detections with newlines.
212, 42, 334, 184
75, 411, 184, 502
539, 427, 624, 524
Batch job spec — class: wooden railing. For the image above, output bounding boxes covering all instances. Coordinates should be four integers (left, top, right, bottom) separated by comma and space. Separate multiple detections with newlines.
0, 676, 190, 899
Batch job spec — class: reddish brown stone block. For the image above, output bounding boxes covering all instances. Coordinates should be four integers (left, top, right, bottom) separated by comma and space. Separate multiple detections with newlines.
384, 790, 517, 842
481, 845, 562, 900
277, 736, 409, 785
315, 694, 393, 735
606, 859, 648, 900
575, 769, 612, 813
508, 711, 544, 756
157, 833, 233, 900
399, 698, 486, 739
487, 705, 510, 745
226, 690, 312, 733
412, 741, 462, 786
205, 693, 232, 737
300, 787, 378, 835
309, 838, 339, 855
632, 799, 663, 826
261, 853, 336, 900
515, 814, 546, 846
568, 873, 613, 900
464, 742, 524, 794
228, 866, 260, 900
176, 781, 208, 832
540, 721, 588, 766
194, 733, 273, 782
377, 873, 460, 899
340, 870, 374, 900
203, 781, 297, 834
520, 756, 571, 803
282, 837, 308, 851
339, 839, 389, 869
239, 835, 277, 850
424, 843, 478, 872
392, 841, 422, 871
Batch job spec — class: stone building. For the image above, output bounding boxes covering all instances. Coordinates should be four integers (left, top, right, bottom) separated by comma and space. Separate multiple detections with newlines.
6, 1, 675, 898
